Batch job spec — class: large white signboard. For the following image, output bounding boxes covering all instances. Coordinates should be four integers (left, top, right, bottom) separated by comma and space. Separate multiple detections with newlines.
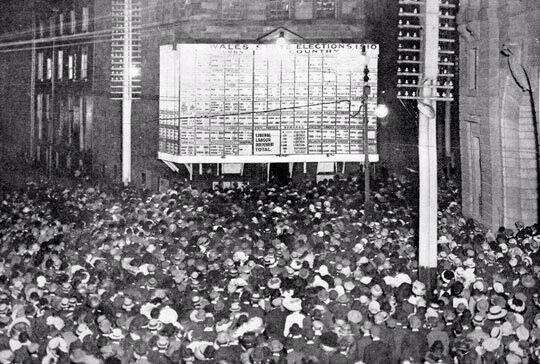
158, 43, 380, 164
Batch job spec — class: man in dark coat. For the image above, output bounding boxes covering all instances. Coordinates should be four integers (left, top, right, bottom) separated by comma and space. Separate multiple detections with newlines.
353, 320, 372, 363
265, 298, 288, 340
363, 325, 393, 364
400, 315, 429, 364
214, 332, 242, 364
311, 332, 353, 364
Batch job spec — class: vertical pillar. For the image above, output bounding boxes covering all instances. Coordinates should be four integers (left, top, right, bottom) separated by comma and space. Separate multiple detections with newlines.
49, 32, 56, 179
122, 0, 132, 185
30, 7, 36, 160
444, 99, 452, 176
418, 0, 440, 293
122, 98, 132, 184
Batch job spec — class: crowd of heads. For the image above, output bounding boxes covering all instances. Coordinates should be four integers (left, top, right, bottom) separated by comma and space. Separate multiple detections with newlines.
0, 172, 540, 364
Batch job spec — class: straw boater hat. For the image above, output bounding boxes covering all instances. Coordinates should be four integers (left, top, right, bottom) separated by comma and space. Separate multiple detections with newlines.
282, 297, 302, 312
267, 277, 282, 290
122, 297, 135, 311
229, 302, 242, 313
109, 328, 124, 341
487, 306, 508, 320
76, 323, 92, 337
190, 309, 207, 322
0, 304, 9, 316
476, 299, 490, 313
347, 310, 363, 324
521, 274, 536, 288
472, 314, 486, 326
270, 339, 283, 353
147, 318, 163, 331
508, 295, 527, 313
156, 337, 169, 350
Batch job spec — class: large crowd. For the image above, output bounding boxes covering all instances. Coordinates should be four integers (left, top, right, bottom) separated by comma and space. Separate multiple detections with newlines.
0, 171, 539, 364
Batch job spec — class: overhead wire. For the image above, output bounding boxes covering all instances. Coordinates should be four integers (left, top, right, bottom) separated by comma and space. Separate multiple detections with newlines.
0, 1, 467, 154
0, 0, 185, 42
0, 0, 255, 51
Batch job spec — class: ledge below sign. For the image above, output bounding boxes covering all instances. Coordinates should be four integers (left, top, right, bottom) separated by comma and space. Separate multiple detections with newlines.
158, 152, 380, 165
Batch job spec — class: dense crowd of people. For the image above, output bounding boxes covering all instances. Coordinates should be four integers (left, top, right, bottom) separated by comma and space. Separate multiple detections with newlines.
0, 171, 539, 364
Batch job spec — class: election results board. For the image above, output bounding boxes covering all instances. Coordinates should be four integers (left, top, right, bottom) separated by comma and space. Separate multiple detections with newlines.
158, 43, 380, 164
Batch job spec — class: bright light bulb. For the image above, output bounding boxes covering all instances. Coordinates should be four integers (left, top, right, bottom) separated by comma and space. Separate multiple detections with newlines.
129, 66, 141, 77
374, 104, 389, 118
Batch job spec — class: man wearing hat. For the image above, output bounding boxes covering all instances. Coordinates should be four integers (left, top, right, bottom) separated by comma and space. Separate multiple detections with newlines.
239, 291, 265, 320
214, 331, 240, 364
286, 323, 307, 353
353, 320, 372, 363
466, 313, 489, 346
249, 346, 271, 364
400, 315, 428, 364
129, 339, 150, 364
264, 296, 287, 340
282, 297, 305, 338
362, 325, 392, 364
313, 331, 352, 364
269, 339, 285, 363
0, 303, 12, 329
346, 310, 363, 338
43, 337, 69, 364
425, 320, 450, 359
486, 305, 507, 324
331, 294, 352, 319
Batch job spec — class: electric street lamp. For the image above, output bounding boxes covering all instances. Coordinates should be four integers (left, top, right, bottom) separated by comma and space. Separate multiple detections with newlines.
359, 80, 389, 219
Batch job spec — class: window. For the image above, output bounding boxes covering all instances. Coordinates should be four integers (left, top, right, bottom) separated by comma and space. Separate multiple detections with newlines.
70, 10, 76, 33
45, 94, 51, 139
45, 94, 51, 121
81, 46, 88, 80
222, 0, 243, 20
471, 135, 482, 216
37, 52, 44, 80
49, 17, 55, 37
46, 57, 52, 79
316, 0, 336, 18
73, 53, 78, 79
82, 7, 89, 32
68, 54, 74, 79
59, 14, 64, 35
58, 100, 66, 141
37, 94, 43, 140
68, 96, 74, 145
268, 0, 290, 19
39, 21, 44, 38
57, 50, 63, 80
468, 47, 477, 90
294, 0, 313, 20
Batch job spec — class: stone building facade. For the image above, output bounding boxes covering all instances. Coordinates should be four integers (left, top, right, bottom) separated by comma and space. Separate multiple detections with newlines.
458, 0, 540, 228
